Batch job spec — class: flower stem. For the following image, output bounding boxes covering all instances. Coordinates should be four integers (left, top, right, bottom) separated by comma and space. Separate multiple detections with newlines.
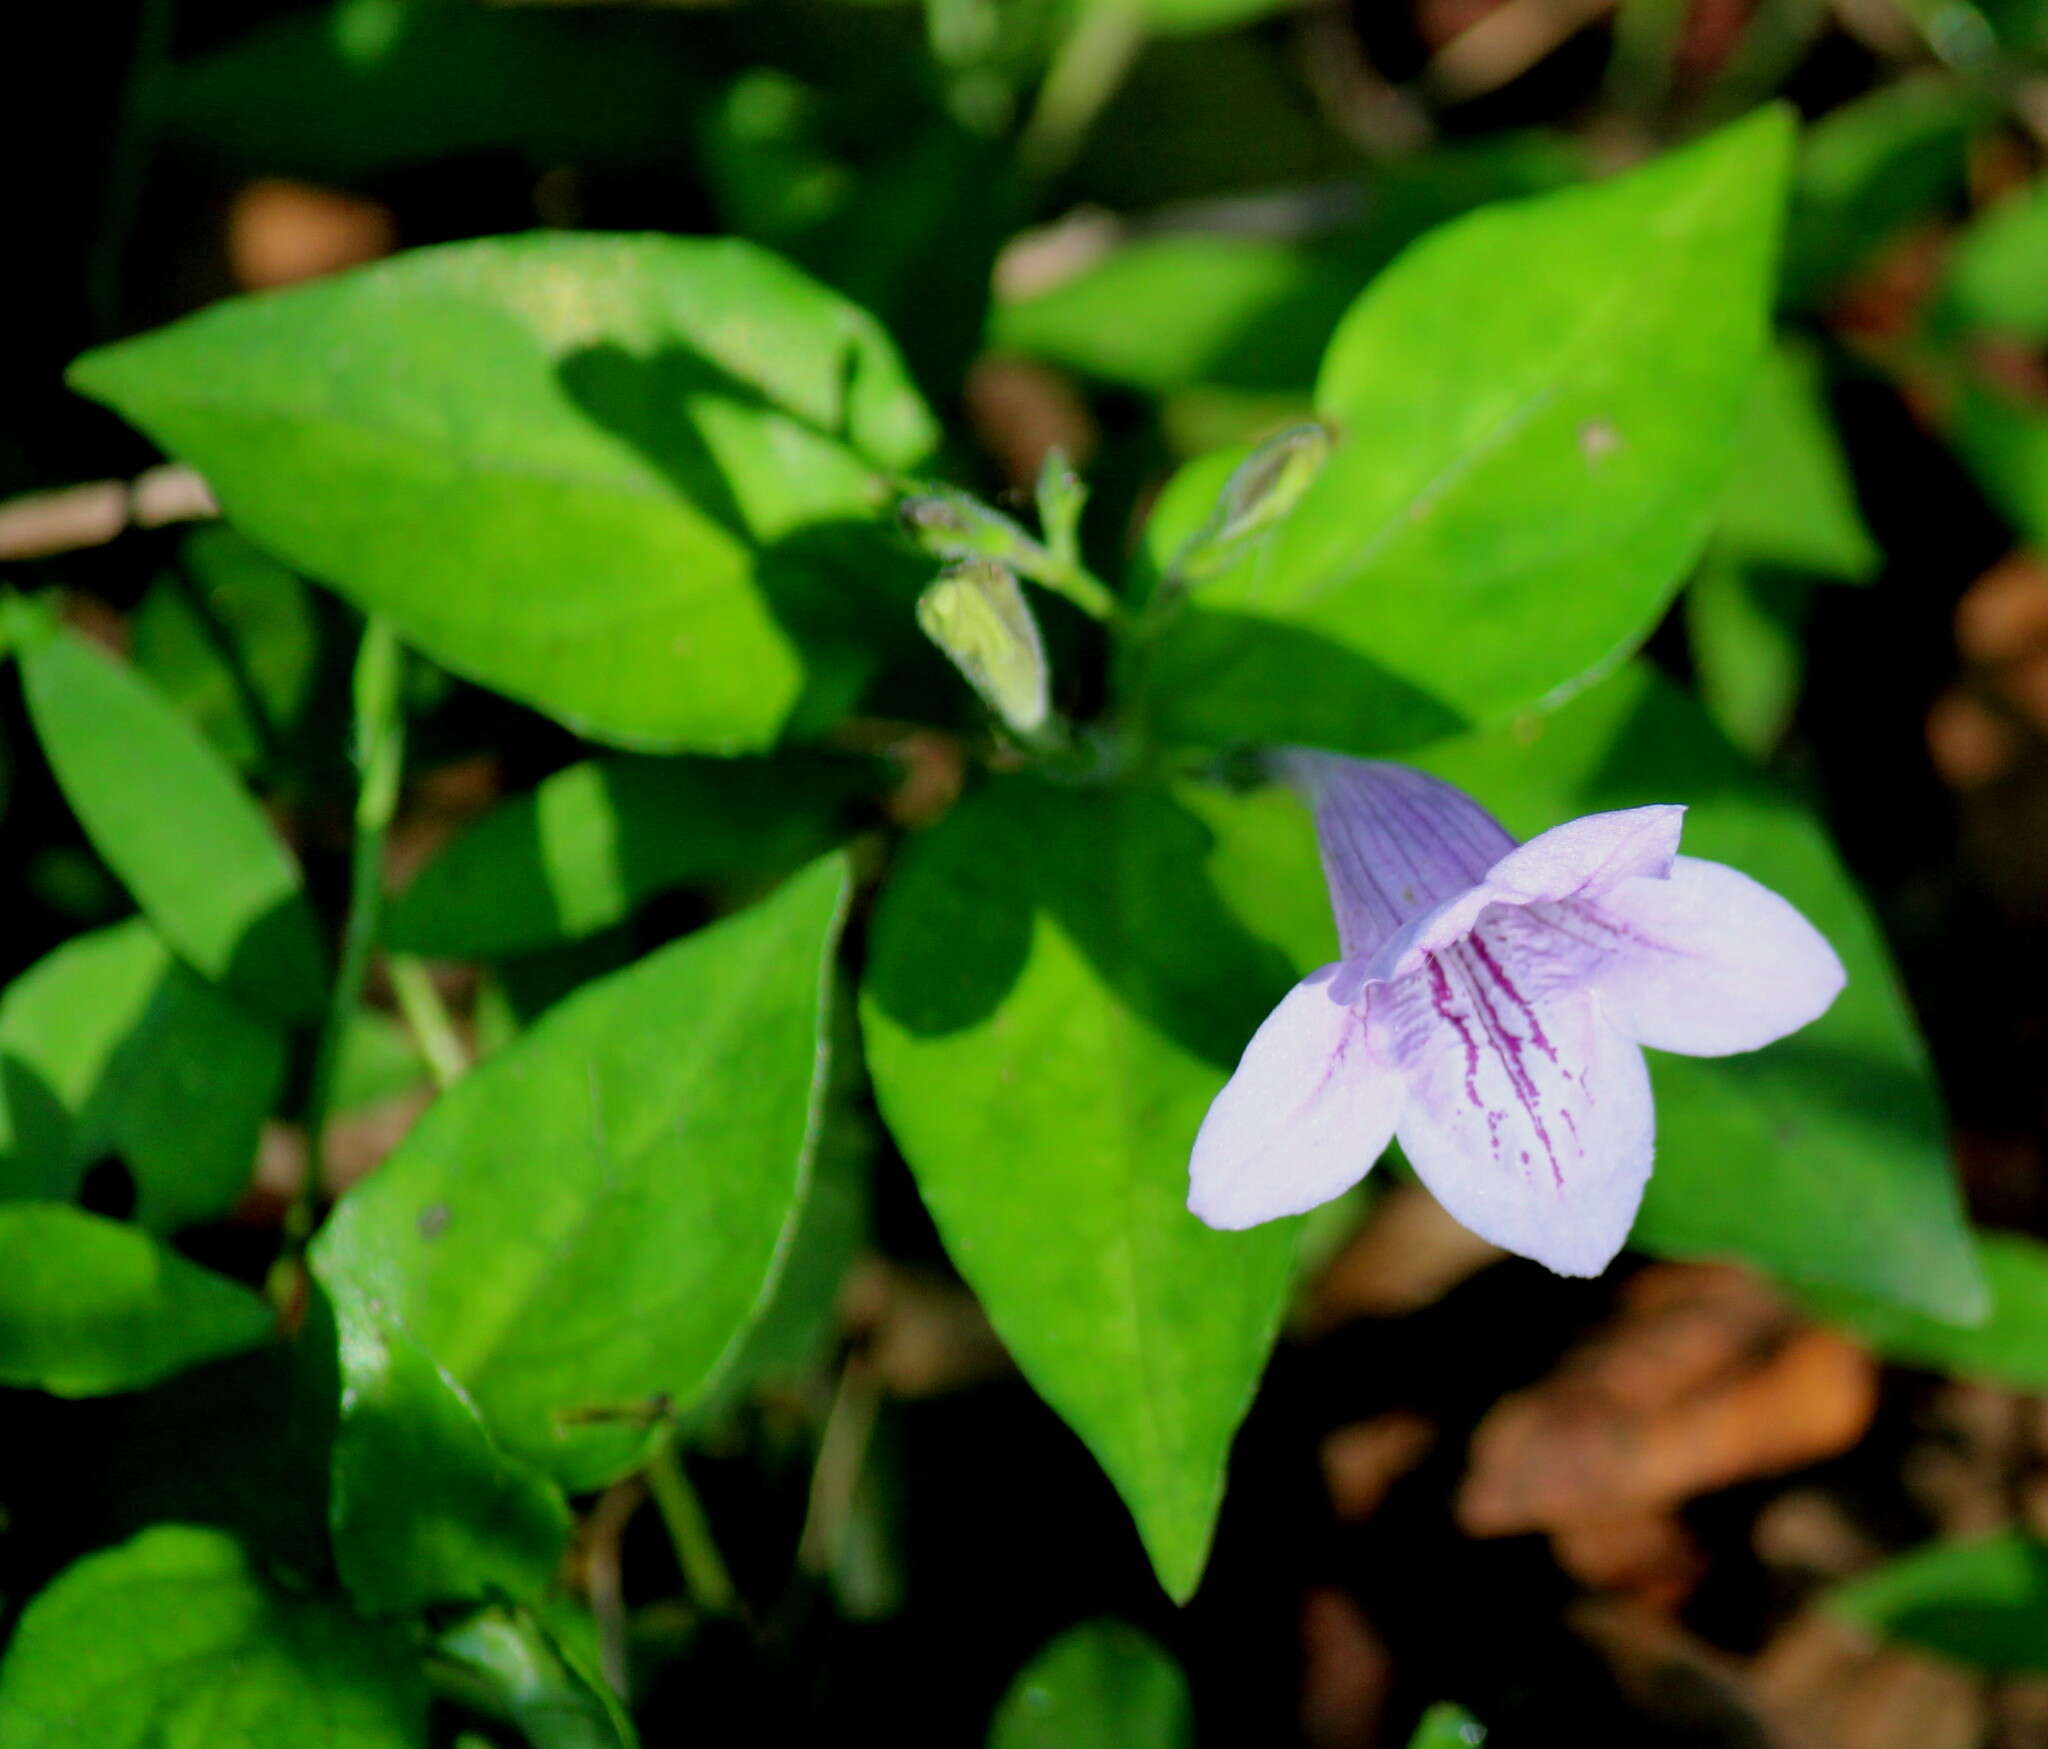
274, 616, 404, 1297
644, 1426, 740, 1619
388, 954, 467, 1090
1020, 0, 1147, 175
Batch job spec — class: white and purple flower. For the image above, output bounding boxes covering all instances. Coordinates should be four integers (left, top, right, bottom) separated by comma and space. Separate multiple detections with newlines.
1189, 755, 1845, 1276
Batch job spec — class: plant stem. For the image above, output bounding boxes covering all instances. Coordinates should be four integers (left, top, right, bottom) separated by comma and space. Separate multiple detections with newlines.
388, 953, 467, 1090
644, 1426, 740, 1619
1020, 0, 1147, 175
277, 617, 404, 1289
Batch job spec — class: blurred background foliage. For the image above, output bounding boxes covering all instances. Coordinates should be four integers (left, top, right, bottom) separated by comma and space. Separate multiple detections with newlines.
15, 1, 2048, 1745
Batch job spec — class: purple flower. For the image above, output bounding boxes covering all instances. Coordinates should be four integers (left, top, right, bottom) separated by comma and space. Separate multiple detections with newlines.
1188, 756, 1845, 1276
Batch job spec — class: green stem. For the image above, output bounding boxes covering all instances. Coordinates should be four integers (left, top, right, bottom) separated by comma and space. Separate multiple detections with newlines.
1019, 0, 1147, 175
388, 954, 467, 1090
277, 617, 404, 1289
644, 1427, 740, 1619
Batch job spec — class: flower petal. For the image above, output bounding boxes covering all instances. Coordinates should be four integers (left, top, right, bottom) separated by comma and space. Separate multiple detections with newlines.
1366, 805, 1687, 985
1285, 754, 1515, 963
1379, 948, 1654, 1277
1189, 965, 1404, 1230
1583, 855, 1846, 1056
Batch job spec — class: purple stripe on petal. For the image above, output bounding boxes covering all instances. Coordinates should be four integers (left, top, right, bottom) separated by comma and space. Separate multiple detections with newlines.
1282, 754, 1515, 963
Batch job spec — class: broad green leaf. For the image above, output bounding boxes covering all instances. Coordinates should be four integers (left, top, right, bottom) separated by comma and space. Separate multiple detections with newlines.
0, 1204, 275, 1397
1412, 664, 1981, 1319
323, 1278, 571, 1615
0, 918, 283, 1230
69, 234, 937, 753
987, 1619, 1194, 1748
1806, 1231, 2048, 1388
1719, 342, 1879, 581
0, 1524, 425, 1748
1945, 179, 2048, 339
19, 627, 323, 1021
1409, 1703, 1488, 1747
131, 527, 319, 772
1686, 557, 1814, 759
1784, 75, 1991, 304
384, 752, 868, 960
1830, 1531, 2048, 1672
1147, 108, 1793, 755
862, 781, 1299, 1600
313, 854, 851, 1489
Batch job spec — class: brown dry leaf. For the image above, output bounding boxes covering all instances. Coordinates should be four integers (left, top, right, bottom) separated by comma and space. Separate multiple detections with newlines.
1991, 1675, 2048, 1749
1571, 1597, 1784, 1744
1959, 553, 2048, 664
1298, 1586, 1393, 1749
1458, 1263, 1877, 1536
1753, 1609, 1986, 1749
228, 178, 397, 291
1927, 687, 2024, 788
1551, 1510, 1704, 1612
838, 1259, 1012, 1397
1320, 1411, 1436, 1524
1903, 1379, 2027, 1538
1306, 1183, 1505, 1327
1753, 1487, 1888, 1584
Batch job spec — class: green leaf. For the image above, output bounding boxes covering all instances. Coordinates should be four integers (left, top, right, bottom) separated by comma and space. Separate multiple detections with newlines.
1805, 1231, 2048, 1389
0, 1524, 425, 1748
862, 780, 1299, 1600
1412, 664, 1982, 1319
1946, 180, 2048, 340
69, 234, 937, 753
1830, 1531, 2048, 1673
1953, 382, 2048, 547
324, 1279, 571, 1615
987, 1619, 1194, 1748
0, 1204, 275, 1397
1784, 74, 1991, 305
1686, 556, 1814, 760
19, 627, 324, 1022
163, 1, 704, 181
436, 1607, 637, 1749
1718, 342, 1879, 581
992, 137, 1582, 397
1409, 1703, 1488, 1748
384, 752, 868, 961
131, 527, 320, 772
313, 854, 852, 1489
0, 918, 283, 1230
1147, 107, 1794, 756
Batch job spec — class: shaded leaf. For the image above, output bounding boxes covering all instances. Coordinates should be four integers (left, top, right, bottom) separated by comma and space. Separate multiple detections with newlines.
0, 1205, 275, 1398
987, 1618, 1194, 1748
1830, 1530, 2048, 1673
19, 626, 323, 1022
385, 753, 868, 961
324, 1279, 571, 1615
862, 780, 1298, 1599
0, 918, 283, 1230
1805, 1231, 2048, 1389
0, 1524, 424, 1748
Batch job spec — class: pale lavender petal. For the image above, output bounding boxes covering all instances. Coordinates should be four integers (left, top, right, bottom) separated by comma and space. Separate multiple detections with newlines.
1284, 753, 1515, 963
1365, 805, 1686, 984
1581, 856, 1846, 1056
1376, 948, 1654, 1277
1189, 964, 1404, 1230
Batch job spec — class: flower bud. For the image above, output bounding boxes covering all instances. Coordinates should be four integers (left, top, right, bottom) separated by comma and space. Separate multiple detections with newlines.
916, 561, 1051, 735
898, 488, 1044, 570
1174, 422, 1332, 585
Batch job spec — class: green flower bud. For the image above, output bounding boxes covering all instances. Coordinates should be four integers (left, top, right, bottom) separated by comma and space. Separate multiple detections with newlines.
916, 561, 1050, 736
